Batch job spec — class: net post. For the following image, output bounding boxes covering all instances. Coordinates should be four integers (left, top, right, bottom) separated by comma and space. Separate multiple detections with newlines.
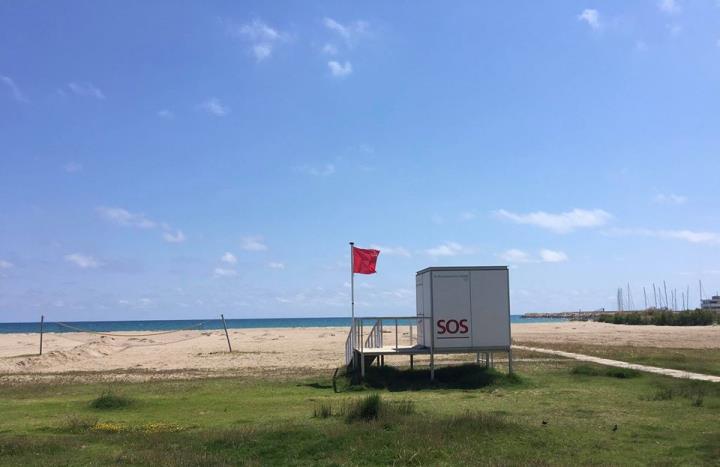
39, 315, 44, 356
220, 314, 232, 352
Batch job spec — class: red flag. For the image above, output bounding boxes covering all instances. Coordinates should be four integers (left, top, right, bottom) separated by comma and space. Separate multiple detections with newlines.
352, 247, 380, 274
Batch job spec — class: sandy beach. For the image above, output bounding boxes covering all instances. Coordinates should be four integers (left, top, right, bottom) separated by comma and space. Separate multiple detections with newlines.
1, 321, 718, 382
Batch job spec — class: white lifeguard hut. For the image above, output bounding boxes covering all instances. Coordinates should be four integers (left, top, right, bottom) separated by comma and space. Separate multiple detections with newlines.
346, 266, 512, 379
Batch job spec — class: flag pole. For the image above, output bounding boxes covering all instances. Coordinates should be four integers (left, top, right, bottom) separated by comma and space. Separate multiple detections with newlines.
350, 241, 355, 351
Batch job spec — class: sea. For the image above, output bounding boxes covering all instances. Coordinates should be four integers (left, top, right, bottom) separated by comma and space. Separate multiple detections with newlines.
0, 315, 565, 334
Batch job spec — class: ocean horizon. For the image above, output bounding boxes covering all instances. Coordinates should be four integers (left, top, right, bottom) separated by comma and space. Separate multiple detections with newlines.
0, 315, 566, 334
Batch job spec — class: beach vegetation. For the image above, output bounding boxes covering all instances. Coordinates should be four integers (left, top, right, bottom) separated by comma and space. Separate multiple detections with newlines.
597, 309, 719, 326
90, 390, 134, 410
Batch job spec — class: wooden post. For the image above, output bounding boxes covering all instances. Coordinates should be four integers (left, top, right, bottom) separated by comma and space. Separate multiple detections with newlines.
39, 315, 44, 356
395, 319, 399, 350
220, 314, 232, 352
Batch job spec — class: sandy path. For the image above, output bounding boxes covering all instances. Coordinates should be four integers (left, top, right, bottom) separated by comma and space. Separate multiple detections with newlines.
0, 322, 718, 381
514, 345, 720, 383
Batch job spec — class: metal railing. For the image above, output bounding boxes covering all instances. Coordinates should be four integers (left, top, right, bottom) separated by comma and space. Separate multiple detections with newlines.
344, 316, 431, 367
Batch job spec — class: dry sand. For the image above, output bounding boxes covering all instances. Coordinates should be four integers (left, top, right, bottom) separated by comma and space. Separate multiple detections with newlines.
0, 322, 718, 382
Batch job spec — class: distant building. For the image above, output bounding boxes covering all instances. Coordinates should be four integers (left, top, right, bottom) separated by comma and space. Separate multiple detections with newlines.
701, 296, 720, 310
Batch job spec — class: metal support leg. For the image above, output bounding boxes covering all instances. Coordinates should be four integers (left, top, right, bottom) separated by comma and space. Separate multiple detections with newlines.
410, 354, 414, 370
490, 352, 494, 369
476, 352, 480, 364
485, 352, 489, 368
430, 350, 435, 381
508, 349, 513, 374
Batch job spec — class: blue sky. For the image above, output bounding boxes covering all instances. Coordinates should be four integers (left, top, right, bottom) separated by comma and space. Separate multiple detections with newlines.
2, 1, 720, 322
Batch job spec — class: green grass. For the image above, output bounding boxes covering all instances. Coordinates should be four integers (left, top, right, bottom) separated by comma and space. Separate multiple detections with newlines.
522, 342, 720, 376
0, 360, 719, 465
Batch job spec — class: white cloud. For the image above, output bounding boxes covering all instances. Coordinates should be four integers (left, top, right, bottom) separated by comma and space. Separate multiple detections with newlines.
268, 262, 285, 269
500, 249, 531, 263
200, 97, 230, 117
328, 61, 353, 77
654, 193, 687, 205
460, 211, 478, 221
370, 245, 411, 257
241, 236, 268, 251
97, 206, 186, 243
322, 43, 338, 55
499, 249, 569, 263
0, 259, 14, 269
162, 230, 186, 243
228, 19, 286, 61
0, 75, 28, 102
606, 228, 720, 245
539, 249, 568, 263
303, 164, 336, 176
221, 252, 238, 264
63, 161, 83, 173
67, 82, 105, 99
578, 9, 600, 29
213, 267, 237, 277
97, 207, 156, 229
659, 0, 681, 14
425, 242, 475, 257
495, 208, 612, 233
323, 17, 369, 44
157, 109, 174, 119
65, 253, 100, 269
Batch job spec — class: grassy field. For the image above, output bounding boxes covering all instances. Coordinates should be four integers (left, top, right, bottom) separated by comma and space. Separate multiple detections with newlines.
1, 359, 719, 466
520, 342, 720, 376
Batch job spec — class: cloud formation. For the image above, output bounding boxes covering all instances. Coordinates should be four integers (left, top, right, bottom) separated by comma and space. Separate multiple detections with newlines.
303, 164, 336, 176
268, 262, 285, 269
228, 19, 286, 61
200, 98, 230, 117
67, 82, 105, 99
0, 75, 28, 102
328, 61, 353, 77
97, 206, 185, 243
499, 249, 568, 263
0, 259, 14, 269
654, 193, 687, 205
578, 9, 600, 29
213, 267, 237, 277
162, 230, 186, 243
97, 207, 156, 229
425, 242, 475, 257
65, 253, 100, 269
495, 208, 611, 233
241, 236, 268, 251
323, 17, 369, 44
659, 0, 681, 14
606, 228, 720, 245
221, 252, 237, 264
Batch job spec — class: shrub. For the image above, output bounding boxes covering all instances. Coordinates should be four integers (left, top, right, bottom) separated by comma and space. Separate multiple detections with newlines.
60, 414, 98, 433
346, 394, 382, 422
90, 391, 133, 410
312, 402, 334, 419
